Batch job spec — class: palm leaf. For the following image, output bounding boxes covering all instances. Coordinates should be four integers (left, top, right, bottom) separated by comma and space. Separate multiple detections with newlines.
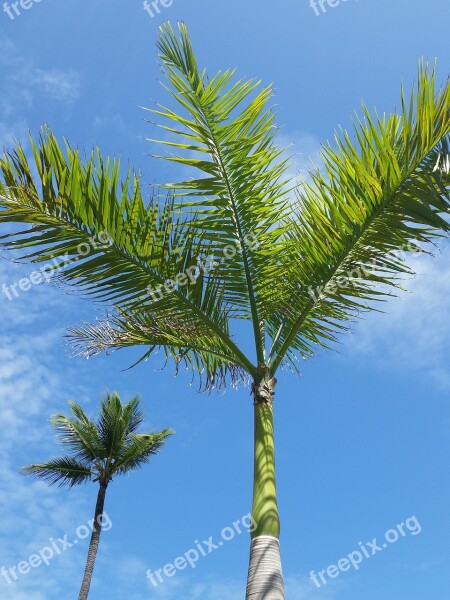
0, 129, 255, 387
68, 309, 249, 391
126, 394, 146, 433
150, 22, 292, 362
95, 392, 130, 461
113, 429, 173, 475
268, 63, 450, 372
50, 407, 105, 462
21, 457, 92, 488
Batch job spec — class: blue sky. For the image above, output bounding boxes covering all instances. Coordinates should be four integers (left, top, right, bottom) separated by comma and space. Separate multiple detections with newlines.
1, 1, 450, 599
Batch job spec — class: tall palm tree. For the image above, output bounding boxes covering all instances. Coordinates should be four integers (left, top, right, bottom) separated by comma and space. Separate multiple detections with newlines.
22, 392, 173, 600
1, 22, 450, 599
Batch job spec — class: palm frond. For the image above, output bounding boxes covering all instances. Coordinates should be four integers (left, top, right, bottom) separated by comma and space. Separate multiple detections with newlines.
126, 395, 146, 433
0, 132, 207, 311
0, 128, 255, 386
268, 62, 450, 372
68, 309, 249, 391
21, 457, 92, 488
113, 429, 173, 476
433, 138, 450, 174
50, 407, 105, 462
95, 392, 142, 461
151, 22, 291, 362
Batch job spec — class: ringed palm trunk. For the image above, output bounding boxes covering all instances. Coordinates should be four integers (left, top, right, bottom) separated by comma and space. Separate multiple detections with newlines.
78, 482, 108, 600
246, 374, 285, 600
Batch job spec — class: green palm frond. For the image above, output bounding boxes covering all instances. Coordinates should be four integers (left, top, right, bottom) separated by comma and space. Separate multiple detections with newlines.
113, 429, 173, 476
95, 392, 127, 460
68, 309, 249, 390
96, 392, 147, 460
126, 395, 146, 433
21, 457, 92, 488
0, 131, 209, 311
0, 129, 255, 387
50, 405, 105, 462
151, 22, 291, 363
268, 63, 450, 372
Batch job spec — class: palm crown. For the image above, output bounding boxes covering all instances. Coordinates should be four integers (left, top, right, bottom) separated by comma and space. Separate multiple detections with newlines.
0, 24, 449, 391
22, 393, 173, 487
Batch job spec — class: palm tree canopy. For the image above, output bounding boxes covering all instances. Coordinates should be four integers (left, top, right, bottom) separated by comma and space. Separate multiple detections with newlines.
21, 393, 173, 487
1, 23, 450, 389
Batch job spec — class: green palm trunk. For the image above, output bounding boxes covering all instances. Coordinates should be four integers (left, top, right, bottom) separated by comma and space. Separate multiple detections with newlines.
251, 376, 280, 539
246, 375, 284, 599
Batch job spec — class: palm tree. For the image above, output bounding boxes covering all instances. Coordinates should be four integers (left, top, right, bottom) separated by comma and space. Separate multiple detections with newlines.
1, 22, 450, 599
22, 392, 173, 600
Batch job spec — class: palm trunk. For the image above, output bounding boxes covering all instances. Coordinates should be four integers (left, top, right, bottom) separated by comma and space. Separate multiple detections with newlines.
246, 374, 285, 600
78, 482, 108, 600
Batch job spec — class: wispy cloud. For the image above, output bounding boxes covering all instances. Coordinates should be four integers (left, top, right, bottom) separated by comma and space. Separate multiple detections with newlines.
285, 574, 337, 598
0, 39, 81, 106
344, 244, 450, 389
94, 114, 129, 134
0, 38, 81, 154
20, 67, 81, 104
0, 262, 92, 599
129, 573, 337, 600
0, 120, 29, 148
276, 130, 323, 185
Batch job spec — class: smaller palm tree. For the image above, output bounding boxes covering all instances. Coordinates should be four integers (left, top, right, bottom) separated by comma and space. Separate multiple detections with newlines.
22, 392, 173, 600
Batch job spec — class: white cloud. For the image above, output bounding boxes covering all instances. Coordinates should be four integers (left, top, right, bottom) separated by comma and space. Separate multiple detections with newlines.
345, 244, 450, 389
285, 574, 337, 598
276, 131, 323, 185
133, 573, 336, 600
0, 591, 46, 600
23, 67, 81, 104
0, 38, 81, 155
0, 120, 28, 149
0, 39, 81, 106
94, 114, 128, 133
0, 262, 92, 599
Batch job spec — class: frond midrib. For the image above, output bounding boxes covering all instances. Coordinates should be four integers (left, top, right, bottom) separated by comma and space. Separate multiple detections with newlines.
183, 90, 265, 365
